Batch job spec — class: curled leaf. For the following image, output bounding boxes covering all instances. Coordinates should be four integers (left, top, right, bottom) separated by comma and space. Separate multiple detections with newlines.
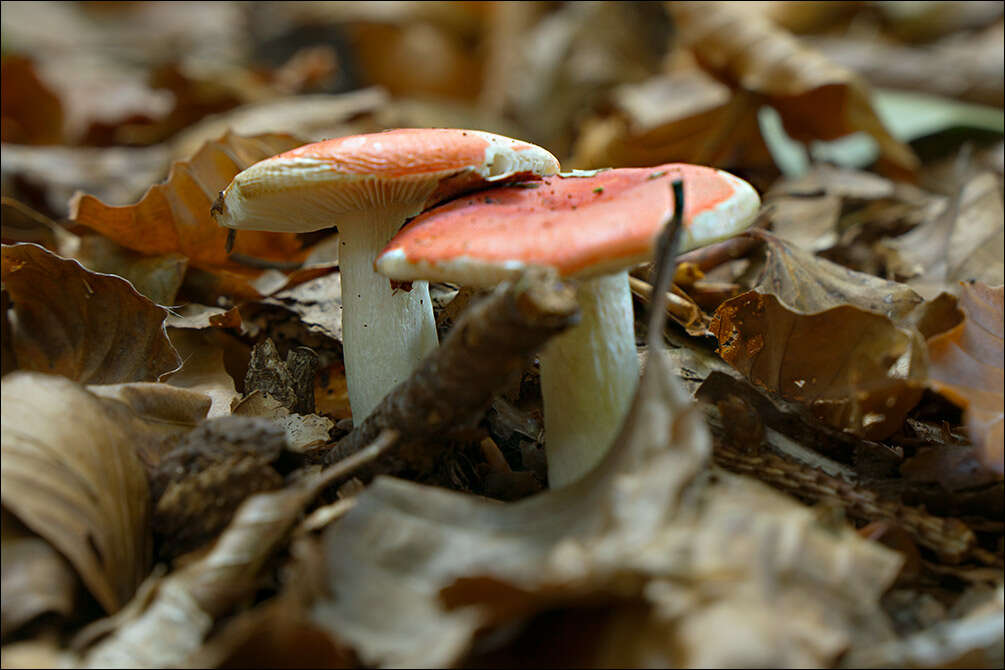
1, 373, 152, 614
881, 172, 1004, 298
927, 282, 1005, 474
669, 1, 918, 174
69, 132, 308, 272
2, 242, 180, 384
0, 55, 64, 145
710, 231, 927, 439
79, 439, 391, 668
570, 69, 775, 172
1, 511, 80, 637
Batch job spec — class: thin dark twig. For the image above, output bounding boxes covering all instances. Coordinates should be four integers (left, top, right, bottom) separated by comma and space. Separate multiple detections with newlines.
646, 179, 685, 341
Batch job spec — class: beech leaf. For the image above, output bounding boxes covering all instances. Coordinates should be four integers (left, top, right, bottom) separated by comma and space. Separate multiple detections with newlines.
1, 373, 152, 614
69, 132, 308, 272
1, 242, 181, 384
669, 0, 919, 175
881, 172, 1005, 298
926, 282, 1005, 474
710, 231, 927, 439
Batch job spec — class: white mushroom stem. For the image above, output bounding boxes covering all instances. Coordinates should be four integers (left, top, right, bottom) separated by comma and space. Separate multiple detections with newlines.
539, 271, 639, 488
338, 204, 439, 420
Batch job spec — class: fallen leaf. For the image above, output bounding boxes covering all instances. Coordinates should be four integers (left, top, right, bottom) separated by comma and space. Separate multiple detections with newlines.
570, 69, 776, 172
744, 230, 925, 319
168, 88, 389, 160
710, 231, 928, 439
185, 572, 356, 669
1, 510, 80, 637
0, 3, 249, 104
0, 637, 74, 670
1, 243, 181, 384
926, 282, 1005, 474
85, 382, 212, 468
811, 30, 1005, 109
508, 1, 671, 155
69, 132, 308, 272
61, 234, 188, 306
0, 143, 171, 217
78, 438, 392, 668
264, 272, 344, 343
233, 392, 334, 454
0, 55, 64, 145
669, 1, 919, 175
165, 304, 242, 331
871, 1, 1004, 44
763, 164, 930, 253
881, 172, 1005, 298
1, 373, 152, 614
162, 329, 245, 418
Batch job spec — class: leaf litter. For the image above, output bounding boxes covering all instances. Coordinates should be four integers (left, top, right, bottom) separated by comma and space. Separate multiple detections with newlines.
1, 3, 1002, 668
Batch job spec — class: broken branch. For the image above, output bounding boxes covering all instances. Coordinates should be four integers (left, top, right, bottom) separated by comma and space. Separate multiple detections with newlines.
325, 268, 580, 475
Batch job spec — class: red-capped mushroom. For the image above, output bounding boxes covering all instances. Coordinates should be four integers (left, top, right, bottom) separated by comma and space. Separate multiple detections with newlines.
211, 128, 559, 420
377, 164, 760, 486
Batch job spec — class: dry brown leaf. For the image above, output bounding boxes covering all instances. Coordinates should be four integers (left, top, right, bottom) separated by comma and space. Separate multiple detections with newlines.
926, 282, 1005, 474
1, 243, 180, 384
263, 272, 344, 343
710, 231, 927, 439
0, 143, 172, 216
85, 382, 213, 469
873, 1, 1004, 44
743, 229, 924, 319
669, 1, 919, 175
168, 88, 389, 160
38, 57, 173, 147
881, 172, 1005, 298
69, 132, 308, 272
57, 234, 188, 306
570, 69, 776, 172
508, 1, 672, 156
184, 581, 356, 669
763, 164, 930, 253
1, 373, 152, 614
1, 510, 80, 637
0, 55, 64, 145
0, 637, 74, 669
165, 304, 243, 331
232, 392, 334, 454
812, 31, 1005, 109
78, 439, 391, 668
162, 329, 245, 418
313, 270, 901, 667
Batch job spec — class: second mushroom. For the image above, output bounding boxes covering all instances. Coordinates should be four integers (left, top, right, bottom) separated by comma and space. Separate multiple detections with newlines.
377, 164, 760, 487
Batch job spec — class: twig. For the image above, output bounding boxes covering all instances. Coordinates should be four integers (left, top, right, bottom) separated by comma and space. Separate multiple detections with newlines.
324, 268, 579, 476
712, 442, 979, 564
646, 179, 686, 340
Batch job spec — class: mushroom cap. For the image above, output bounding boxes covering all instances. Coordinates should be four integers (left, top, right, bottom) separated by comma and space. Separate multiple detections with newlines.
211, 128, 561, 233
377, 164, 760, 286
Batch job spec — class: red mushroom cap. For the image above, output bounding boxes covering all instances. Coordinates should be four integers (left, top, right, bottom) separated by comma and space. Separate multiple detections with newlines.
377, 164, 760, 285
212, 128, 560, 233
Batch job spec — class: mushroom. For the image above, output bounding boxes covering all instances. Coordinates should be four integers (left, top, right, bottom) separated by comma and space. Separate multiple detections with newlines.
377, 164, 760, 486
212, 128, 559, 420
